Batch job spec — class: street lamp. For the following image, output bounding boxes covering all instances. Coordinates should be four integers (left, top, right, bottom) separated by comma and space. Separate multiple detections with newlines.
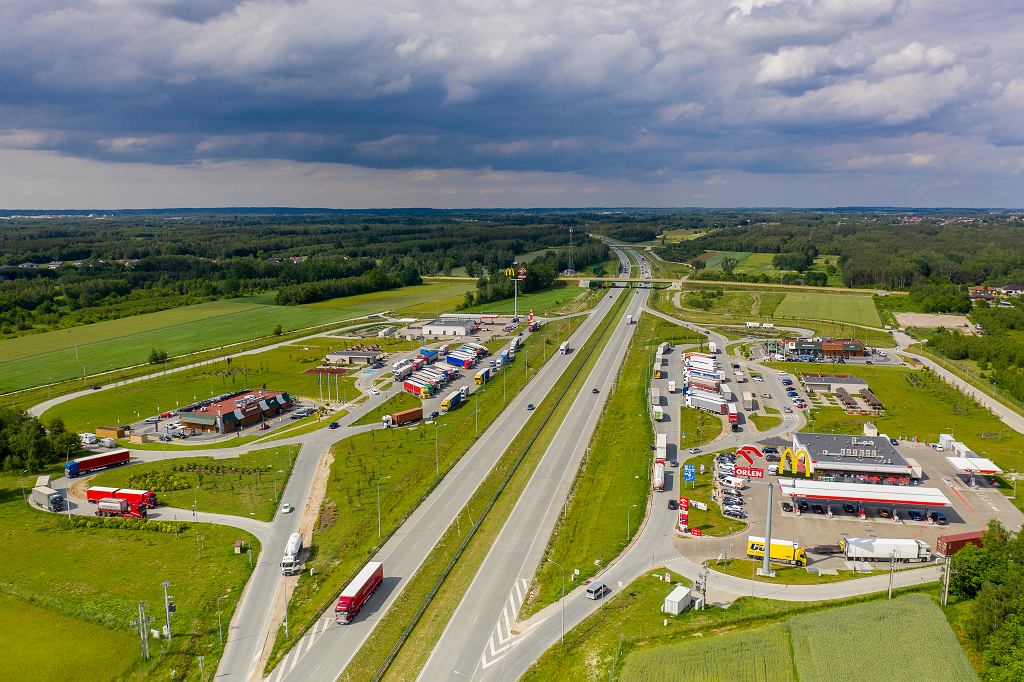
217, 593, 230, 645
19, 469, 28, 503
377, 475, 392, 540
547, 559, 565, 645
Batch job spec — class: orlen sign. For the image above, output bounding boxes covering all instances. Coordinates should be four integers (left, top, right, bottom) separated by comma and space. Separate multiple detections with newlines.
734, 465, 764, 479
678, 497, 689, 529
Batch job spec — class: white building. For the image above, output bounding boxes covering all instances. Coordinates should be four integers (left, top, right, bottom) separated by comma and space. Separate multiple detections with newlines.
422, 317, 478, 337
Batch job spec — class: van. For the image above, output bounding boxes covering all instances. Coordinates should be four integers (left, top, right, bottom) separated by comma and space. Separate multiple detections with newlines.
721, 476, 745, 489
79, 433, 97, 445
100, 437, 117, 448
585, 582, 609, 600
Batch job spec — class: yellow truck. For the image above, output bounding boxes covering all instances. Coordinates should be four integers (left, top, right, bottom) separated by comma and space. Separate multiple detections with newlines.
746, 536, 808, 566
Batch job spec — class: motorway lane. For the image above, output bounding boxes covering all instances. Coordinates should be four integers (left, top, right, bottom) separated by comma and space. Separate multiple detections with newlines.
418, 287, 646, 681
268, 251, 635, 682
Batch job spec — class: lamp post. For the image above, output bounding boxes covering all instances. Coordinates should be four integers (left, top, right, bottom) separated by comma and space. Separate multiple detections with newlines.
377, 475, 392, 540
547, 559, 565, 645
217, 593, 230, 645
19, 469, 28, 503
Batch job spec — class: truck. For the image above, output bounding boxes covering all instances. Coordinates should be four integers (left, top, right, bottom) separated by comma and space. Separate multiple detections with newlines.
559, 341, 570, 355
441, 390, 464, 412
655, 434, 667, 463
840, 537, 931, 563
727, 404, 739, 424
393, 365, 413, 381
65, 449, 131, 478
735, 370, 746, 383
403, 380, 432, 398
417, 347, 439, 362
668, 380, 677, 393
95, 498, 147, 519
720, 385, 733, 401
383, 407, 423, 428
86, 487, 157, 508
281, 532, 304, 575
653, 462, 665, 492
651, 404, 664, 421
745, 322, 761, 328
746, 536, 807, 566
936, 531, 984, 558
626, 314, 633, 325
742, 391, 755, 411
708, 341, 718, 354
335, 561, 384, 624
474, 367, 491, 385
30, 486, 64, 512
446, 354, 473, 369
686, 394, 726, 414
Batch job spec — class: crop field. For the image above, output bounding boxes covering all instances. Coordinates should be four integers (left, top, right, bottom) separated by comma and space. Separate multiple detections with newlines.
774, 291, 882, 327
622, 623, 792, 682
0, 592, 138, 682
702, 250, 752, 269
0, 281, 472, 395
43, 336, 415, 432
90, 445, 299, 521
789, 595, 976, 681
0, 468, 258, 681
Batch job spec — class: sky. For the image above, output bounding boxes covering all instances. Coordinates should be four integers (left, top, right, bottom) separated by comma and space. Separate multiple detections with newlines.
1, 0, 1023, 209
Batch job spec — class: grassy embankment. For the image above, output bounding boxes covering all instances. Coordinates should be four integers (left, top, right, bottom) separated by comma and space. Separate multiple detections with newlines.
0, 467, 258, 681
352, 392, 421, 426
675, 451, 747, 536
90, 445, 300, 521
765, 362, 1024, 471
522, 314, 704, 617
521, 570, 972, 682
710, 558, 882, 584
343, 290, 633, 680
265, 311, 589, 669
44, 335, 416, 434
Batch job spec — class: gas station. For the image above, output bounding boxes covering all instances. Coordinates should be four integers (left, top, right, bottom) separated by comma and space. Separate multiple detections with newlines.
776, 478, 952, 515
945, 456, 1003, 488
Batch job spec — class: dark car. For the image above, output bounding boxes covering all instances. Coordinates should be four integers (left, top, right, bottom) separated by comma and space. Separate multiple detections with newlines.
328, 421, 340, 429
781, 501, 793, 512
889, 438, 899, 446
765, 454, 781, 463
430, 411, 440, 419
798, 501, 809, 512
811, 504, 825, 514
843, 503, 857, 514
909, 509, 924, 522
91, 385, 102, 390
763, 447, 779, 454
878, 508, 892, 519
930, 511, 948, 525
731, 424, 741, 432
592, 388, 600, 394
866, 360, 874, 365
526, 403, 535, 411
668, 499, 678, 510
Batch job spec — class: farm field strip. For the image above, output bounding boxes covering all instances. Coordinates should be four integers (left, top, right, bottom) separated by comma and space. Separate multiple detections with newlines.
773, 291, 882, 327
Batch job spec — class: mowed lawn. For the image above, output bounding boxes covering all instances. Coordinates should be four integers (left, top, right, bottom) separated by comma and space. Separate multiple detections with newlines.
460, 285, 594, 316
774, 291, 882, 327
44, 336, 416, 432
0, 281, 473, 395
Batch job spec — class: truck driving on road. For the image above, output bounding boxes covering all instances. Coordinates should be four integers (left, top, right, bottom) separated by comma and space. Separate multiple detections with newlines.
382, 407, 423, 428
30, 486, 65, 512
281, 532, 304, 575
559, 341, 570, 355
840, 537, 931, 563
746, 536, 807, 566
335, 561, 384, 624
65, 449, 131, 478
95, 498, 147, 519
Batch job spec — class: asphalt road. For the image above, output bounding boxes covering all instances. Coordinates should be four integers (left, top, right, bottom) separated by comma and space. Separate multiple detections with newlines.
263, 249, 635, 682
419, 285, 646, 681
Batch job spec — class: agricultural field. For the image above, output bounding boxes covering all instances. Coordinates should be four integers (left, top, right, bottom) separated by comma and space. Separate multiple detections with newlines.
524, 313, 703, 616
89, 445, 300, 521
774, 291, 882, 327
701, 250, 752, 269
0, 281, 473, 395
0, 467, 258, 681
775, 362, 1024, 471
660, 229, 706, 243
43, 336, 415, 433
619, 594, 974, 682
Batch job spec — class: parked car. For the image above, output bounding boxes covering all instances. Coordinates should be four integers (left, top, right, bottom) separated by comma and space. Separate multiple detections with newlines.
843, 503, 857, 514
370, 388, 381, 395
731, 424, 741, 432
798, 501, 809, 512
765, 454, 781, 463
811, 504, 825, 514
688, 448, 702, 454
783, 407, 793, 413
781, 501, 793, 512
761, 393, 771, 399
889, 438, 899, 446
91, 385, 102, 390
929, 511, 948, 525
909, 509, 924, 522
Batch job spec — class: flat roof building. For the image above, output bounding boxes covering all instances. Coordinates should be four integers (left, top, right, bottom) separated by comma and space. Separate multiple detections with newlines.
766, 338, 867, 358
788, 432, 913, 484
422, 317, 479, 337
325, 349, 383, 365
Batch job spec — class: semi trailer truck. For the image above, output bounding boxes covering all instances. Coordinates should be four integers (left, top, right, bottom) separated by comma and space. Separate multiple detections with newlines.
383, 407, 423, 428
95, 498, 147, 519
86, 486, 157, 508
281, 532, 304, 575
65, 449, 131, 478
746, 536, 808, 566
335, 561, 384, 624
653, 462, 665, 492
30, 486, 64, 512
840, 538, 931, 563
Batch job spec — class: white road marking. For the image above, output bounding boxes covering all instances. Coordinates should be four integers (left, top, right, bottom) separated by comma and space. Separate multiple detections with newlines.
289, 643, 303, 672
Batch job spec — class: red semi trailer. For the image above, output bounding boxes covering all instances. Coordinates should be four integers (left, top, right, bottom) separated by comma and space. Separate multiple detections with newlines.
335, 561, 384, 624
86, 486, 157, 507
936, 531, 985, 558
65, 449, 131, 478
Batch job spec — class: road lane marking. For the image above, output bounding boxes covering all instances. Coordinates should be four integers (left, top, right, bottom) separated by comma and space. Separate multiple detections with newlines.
289, 643, 302, 672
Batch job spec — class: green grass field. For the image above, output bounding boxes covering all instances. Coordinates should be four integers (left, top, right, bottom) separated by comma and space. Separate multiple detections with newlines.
0, 467, 258, 681
90, 445, 299, 521
0, 591, 139, 682
523, 314, 703, 617
702, 250, 752, 269
712, 558, 880, 584
771, 362, 1024, 471
678, 452, 747, 536
679, 407, 725, 449
774, 291, 882, 327
0, 281, 473, 395
620, 594, 974, 682
750, 412, 783, 431
460, 285, 594, 316
43, 336, 416, 433
352, 392, 420, 426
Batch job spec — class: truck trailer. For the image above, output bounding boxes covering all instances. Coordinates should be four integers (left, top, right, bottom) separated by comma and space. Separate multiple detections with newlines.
281, 532, 304, 575
686, 394, 727, 414
727, 404, 739, 424
95, 498, 147, 519
393, 365, 413, 382
441, 391, 464, 412
708, 341, 718, 354
65, 449, 131, 478
30, 486, 64, 512
474, 367, 491, 385
936, 531, 984, 558
383, 407, 423, 428
559, 341, 570, 355
86, 486, 157, 508
335, 561, 384, 624
653, 462, 665, 492
417, 348, 439, 362
747, 536, 807, 566
742, 391, 755, 411
446, 354, 473, 369
840, 537, 931, 563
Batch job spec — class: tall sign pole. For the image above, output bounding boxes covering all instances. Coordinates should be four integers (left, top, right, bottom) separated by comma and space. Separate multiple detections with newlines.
758, 482, 776, 577
506, 264, 527, 321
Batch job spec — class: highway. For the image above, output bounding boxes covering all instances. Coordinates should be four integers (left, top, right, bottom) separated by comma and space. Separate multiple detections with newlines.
259, 249, 635, 682
419, 283, 646, 680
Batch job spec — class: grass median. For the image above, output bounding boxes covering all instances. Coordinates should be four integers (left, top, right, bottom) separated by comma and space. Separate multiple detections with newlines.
522, 312, 702, 618
263, 313, 586, 671
89, 444, 300, 521
338, 290, 630, 681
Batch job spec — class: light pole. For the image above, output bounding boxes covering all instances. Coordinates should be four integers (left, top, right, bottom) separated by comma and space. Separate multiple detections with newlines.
217, 593, 230, 644
547, 559, 565, 645
161, 581, 174, 641
19, 469, 28, 503
197, 656, 205, 682
377, 475, 392, 540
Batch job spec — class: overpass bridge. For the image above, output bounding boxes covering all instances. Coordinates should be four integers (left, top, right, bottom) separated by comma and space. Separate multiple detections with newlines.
566, 276, 680, 289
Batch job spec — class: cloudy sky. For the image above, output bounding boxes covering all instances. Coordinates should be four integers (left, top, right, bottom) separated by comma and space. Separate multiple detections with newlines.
1, 0, 1022, 208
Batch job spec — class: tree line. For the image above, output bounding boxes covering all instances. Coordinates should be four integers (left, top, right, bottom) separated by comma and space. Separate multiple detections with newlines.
0, 408, 81, 472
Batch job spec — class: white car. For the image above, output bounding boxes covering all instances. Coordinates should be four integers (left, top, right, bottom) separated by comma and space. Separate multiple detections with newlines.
144, 416, 160, 424
370, 388, 381, 396
688, 448, 702, 454
281, 503, 294, 514
752, 376, 764, 382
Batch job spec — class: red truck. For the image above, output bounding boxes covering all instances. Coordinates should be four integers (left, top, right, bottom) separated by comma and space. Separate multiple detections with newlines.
65, 449, 131, 478
335, 561, 383, 624
86, 486, 158, 508
936, 530, 985, 558
392, 407, 423, 426
95, 498, 148, 519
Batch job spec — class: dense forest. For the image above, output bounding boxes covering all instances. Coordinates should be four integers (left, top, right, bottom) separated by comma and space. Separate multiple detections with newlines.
951, 520, 1024, 680
0, 408, 81, 472
0, 212, 607, 336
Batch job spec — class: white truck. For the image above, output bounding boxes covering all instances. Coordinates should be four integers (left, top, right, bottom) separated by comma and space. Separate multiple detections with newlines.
840, 538, 931, 563
655, 433, 667, 462
708, 341, 718, 354
653, 462, 665, 492
79, 433, 97, 445
735, 370, 746, 383
559, 341, 569, 355
626, 314, 634, 325
668, 380, 677, 393
281, 532, 304, 575
742, 391, 755, 411
30, 486, 65, 512
651, 404, 664, 421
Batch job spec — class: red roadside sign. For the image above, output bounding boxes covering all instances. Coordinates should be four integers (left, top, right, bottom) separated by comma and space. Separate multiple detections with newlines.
690, 528, 703, 537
